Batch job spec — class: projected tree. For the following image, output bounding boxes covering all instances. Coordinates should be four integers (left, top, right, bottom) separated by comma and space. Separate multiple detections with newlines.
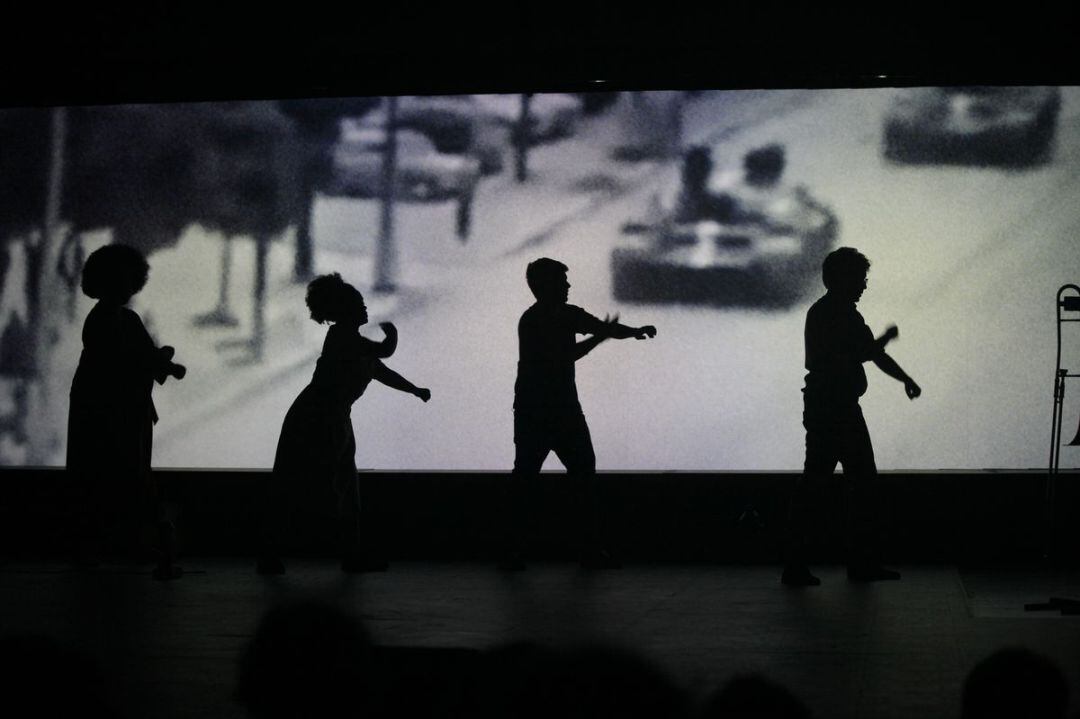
0, 102, 300, 463
182, 103, 300, 360
0, 109, 51, 455
277, 97, 380, 281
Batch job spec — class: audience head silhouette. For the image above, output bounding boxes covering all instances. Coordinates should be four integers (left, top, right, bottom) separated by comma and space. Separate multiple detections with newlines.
236, 601, 376, 719
961, 647, 1068, 719
526, 258, 570, 304
81, 243, 149, 304
821, 246, 870, 302
480, 641, 688, 718
743, 144, 786, 187
701, 673, 812, 719
0, 634, 116, 718
305, 273, 368, 326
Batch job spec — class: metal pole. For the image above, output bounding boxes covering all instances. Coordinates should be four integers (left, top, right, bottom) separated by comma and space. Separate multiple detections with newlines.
374, 96, 398, 293
1050, 289, 1064, 475
1049, 285, 1080, 473
1044, 284, 1080, 561
1054, 375, 1065, 473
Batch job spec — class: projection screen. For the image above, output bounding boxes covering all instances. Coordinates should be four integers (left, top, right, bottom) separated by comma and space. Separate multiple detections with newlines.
1, 87, 1077, 470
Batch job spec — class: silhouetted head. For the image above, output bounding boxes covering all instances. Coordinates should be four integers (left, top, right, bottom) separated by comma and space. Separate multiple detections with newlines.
305, 273, 368, 326
961, 647, 1068, 719
0, 634, 116, 718
822, 247, 870, 303
480, 641, 689, 719
236, 601, 375, 719
682, 146, 713, 189
743, 144, 786, 187
526, 258, 570, 304
81, 243, 149, 304
701, 673, 811, 719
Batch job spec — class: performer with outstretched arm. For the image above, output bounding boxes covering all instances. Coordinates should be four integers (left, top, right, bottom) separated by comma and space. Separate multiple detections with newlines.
782, 247, 921, 587
501, 257, 656, 571
257, 273, 430, 575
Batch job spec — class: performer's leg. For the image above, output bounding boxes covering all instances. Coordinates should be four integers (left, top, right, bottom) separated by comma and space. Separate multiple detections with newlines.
66, 466, 105, 566
553, 413, 616, 567
258, 411, 305, 575
256, 467, 291, 574
838, 406, 893, 578
336, 425, 385, 572
147, 474, 182, 580
504, 411, 549, 568
783, 407, 839, 585
64, 410, 101, 566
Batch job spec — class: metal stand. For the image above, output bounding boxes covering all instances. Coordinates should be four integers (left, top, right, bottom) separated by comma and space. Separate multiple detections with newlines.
1053, 285, 1080, 459
1027, 284, 1080, 615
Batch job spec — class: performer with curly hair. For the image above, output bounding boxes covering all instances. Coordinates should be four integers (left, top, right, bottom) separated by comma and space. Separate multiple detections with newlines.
257, 273, 430, 575
67, 243, 186, 580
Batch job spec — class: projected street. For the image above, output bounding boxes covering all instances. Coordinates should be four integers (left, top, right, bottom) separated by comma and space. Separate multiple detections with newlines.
2, 88, 1078, 470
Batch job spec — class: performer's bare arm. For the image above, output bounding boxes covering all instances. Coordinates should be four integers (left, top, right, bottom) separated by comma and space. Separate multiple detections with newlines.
365, 322, 399, 358
574, 314, 657, 361
372, 359, 431, 401
871, 347, 921, 400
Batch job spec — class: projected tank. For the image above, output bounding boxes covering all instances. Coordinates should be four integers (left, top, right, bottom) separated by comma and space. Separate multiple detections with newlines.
882, 86, 1061, 166
612, 144, 838, 307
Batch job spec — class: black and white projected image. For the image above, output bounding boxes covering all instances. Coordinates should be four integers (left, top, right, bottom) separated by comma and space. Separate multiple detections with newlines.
1, 88, 1078, 471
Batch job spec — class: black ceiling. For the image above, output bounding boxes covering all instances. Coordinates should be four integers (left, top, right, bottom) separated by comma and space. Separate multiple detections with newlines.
3, 2, 1076, 106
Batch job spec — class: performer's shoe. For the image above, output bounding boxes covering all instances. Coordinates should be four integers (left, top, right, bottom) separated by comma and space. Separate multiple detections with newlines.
781, 564, 821, 587
256, 556, 286, 575
847, 564, 901, 582
580, 548, 622, 570
341, 555, 389, 573
497, 552, 527, 572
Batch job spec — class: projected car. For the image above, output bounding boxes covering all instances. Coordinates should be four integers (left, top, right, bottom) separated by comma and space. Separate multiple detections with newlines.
611, 187, 838, 307
471, 93, 584, 142
883, 86, 1061, 165
357, 96, 508, 175
325, 126, 481, 202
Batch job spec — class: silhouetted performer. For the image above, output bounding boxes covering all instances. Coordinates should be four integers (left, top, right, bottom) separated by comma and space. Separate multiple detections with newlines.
502, 258, 656, 570
66, 243, 186, 580
256, 273, 430, 575
782, 247, 921, 586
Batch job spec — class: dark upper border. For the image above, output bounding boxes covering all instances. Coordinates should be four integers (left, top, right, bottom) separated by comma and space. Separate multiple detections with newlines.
3, 3, 1077, 107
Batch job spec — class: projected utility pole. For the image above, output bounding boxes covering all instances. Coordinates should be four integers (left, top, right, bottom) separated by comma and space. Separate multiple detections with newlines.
25, 106, 67, 465
514, 93, 532, 183
374, 96, 399, 293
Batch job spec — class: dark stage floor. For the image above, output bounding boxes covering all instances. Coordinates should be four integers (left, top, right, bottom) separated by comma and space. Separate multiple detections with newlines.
1, 561, 1079, 718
